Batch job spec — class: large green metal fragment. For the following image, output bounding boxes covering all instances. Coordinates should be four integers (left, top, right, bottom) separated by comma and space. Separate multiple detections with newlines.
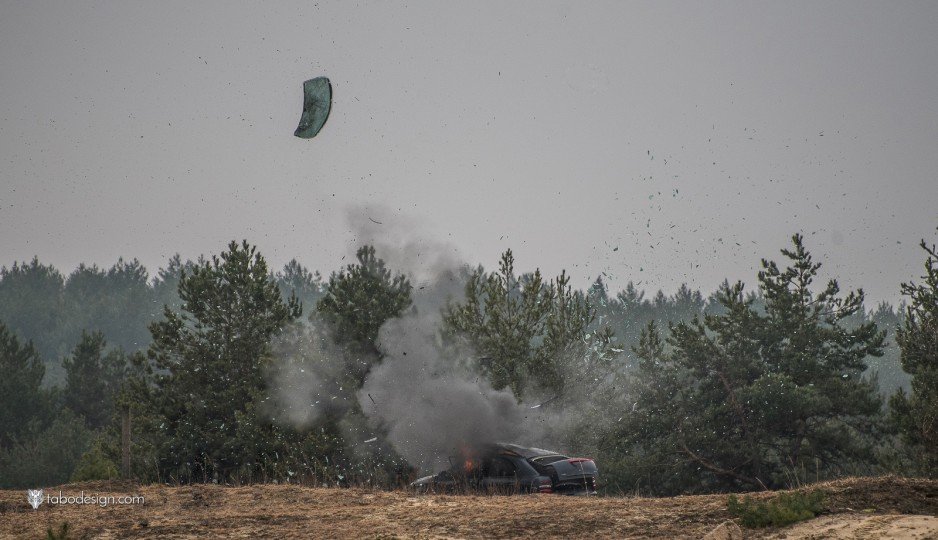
294, 76, 332, 139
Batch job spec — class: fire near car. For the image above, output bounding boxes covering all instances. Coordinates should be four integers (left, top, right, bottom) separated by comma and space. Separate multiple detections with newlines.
411, 443, 598, 495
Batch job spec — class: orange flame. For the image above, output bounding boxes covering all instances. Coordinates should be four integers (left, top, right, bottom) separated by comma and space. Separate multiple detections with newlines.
459, 444, 477, 474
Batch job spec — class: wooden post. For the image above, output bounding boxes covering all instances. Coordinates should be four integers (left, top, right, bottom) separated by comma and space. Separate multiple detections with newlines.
121, 404, 131, 479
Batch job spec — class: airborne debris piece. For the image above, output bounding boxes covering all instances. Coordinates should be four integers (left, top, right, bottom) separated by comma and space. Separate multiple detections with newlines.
294, 76, 332, 139
529, 395, 559, 409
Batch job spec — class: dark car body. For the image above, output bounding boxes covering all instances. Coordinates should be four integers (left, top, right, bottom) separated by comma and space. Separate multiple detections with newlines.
411, 443, 598, 495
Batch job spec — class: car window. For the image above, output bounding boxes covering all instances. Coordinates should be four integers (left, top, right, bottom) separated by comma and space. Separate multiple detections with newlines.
488, 457, 516, 478
532, 455, 567, 465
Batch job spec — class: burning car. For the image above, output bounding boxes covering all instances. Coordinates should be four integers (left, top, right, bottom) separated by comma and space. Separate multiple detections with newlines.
411, 443, 598, 495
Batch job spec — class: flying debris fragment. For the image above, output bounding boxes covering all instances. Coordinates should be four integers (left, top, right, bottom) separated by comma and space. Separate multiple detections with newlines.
294, 76, 332, 139
530, 395, 559, 409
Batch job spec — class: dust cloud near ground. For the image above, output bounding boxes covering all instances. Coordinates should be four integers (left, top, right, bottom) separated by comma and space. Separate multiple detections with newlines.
0, 477, 935, 539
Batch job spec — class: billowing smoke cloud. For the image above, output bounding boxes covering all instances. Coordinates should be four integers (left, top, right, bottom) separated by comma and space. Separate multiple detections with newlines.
266, 325, 352, 429
269, 207, 563, 473
345, 208, 549, 471
343, 204, 462, 285
357, 268, 537, 473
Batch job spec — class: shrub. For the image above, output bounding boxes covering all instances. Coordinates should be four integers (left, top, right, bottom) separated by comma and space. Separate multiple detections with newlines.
0, 410, 92, 488
727, 489, 826, 528
46, 522, 70, 540
70, 440, 119, 482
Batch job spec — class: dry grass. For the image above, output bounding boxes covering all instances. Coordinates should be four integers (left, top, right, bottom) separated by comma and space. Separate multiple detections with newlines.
0, 476, 935, 539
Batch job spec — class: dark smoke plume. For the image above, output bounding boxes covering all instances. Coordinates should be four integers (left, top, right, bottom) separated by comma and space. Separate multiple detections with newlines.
269, 208, 592, 473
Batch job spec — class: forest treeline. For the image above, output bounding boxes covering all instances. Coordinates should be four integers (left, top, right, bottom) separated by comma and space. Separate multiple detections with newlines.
0, 232, 934, 493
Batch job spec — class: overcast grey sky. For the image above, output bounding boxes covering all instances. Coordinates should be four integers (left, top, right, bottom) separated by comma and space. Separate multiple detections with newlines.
2, 1, 937, 305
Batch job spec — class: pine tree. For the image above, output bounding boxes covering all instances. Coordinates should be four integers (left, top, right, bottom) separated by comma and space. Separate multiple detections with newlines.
614, 235, 884, 493
62, 331, 128, 430
303, 246, 414, 485
0, 259, 66, 374
890, 232, 938, 476
146, 240, 301, 482
276, 259, 325, 315
444, 249, 616, 401
63, 258, 153, 353
316, 245, 412, 385
0, 322, 49, 447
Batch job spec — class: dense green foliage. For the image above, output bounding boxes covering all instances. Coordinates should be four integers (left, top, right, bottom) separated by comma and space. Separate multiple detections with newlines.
144, 240, 302, 482
444, 249, 616, 401
0, 230, 928, 491
891, 234, 938, 476
0, 323, 49, 447
62, 331, 130, 431
728, 490, 826, 528
599, 235, 886, 494
70, 439, 119, 482
317, 245, 412, 383
278, 259, 326, 314
320, 246, 414, 481
263, 244, 416, 486
0, 255, 321, 386
0, 408, 91, 489
0, 322, 94, 488
0, 260, 68, 380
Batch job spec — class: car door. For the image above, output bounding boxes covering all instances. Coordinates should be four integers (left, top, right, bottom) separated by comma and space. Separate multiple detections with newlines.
480, 456, 519, 494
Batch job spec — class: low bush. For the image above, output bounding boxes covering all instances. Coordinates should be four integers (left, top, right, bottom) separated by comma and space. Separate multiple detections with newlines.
727, 489, 826, 528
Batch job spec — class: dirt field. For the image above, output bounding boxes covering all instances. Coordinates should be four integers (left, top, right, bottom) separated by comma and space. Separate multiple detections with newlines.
0, 476, 935, 539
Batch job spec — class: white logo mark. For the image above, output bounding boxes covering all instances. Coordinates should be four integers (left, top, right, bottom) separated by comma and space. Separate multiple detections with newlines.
27, 489, 43, 509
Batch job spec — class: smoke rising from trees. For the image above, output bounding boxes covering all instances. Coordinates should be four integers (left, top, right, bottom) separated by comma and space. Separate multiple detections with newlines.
359, 275, 534, 473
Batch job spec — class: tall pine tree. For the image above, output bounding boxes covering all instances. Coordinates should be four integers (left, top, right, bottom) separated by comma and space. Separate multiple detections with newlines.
444, 249, 616, 402
0, 322, 49, 447
146, 240, 301, 482
891, 231, 938, 476
610, 235, 884, 494
62, 331, 128, 431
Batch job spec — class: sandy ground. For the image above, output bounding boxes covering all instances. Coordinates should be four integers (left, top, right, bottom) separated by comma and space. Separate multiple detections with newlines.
0, 477, 934, 539
764, 514, 938, 539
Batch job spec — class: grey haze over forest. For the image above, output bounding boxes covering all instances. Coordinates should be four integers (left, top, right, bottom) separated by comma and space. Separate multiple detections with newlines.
2, 1, 938, 305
